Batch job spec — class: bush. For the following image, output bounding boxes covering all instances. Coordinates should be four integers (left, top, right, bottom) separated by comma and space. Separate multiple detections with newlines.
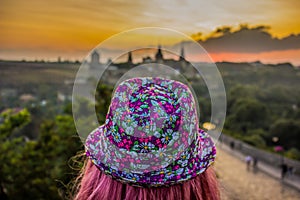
285, 148, 300, 160
243, 134, 266, 148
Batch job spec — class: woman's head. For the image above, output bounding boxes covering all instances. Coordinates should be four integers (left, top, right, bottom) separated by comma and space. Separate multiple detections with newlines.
75, 77, 219, 199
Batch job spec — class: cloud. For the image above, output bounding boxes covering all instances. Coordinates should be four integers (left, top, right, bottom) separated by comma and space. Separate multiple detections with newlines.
196, 26, 300, 53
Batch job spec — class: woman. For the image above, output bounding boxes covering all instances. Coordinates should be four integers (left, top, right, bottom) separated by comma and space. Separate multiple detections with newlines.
74, 77, 220, 200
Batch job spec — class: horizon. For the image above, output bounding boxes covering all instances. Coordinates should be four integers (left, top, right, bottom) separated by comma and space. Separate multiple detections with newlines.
1, 56, 298, 68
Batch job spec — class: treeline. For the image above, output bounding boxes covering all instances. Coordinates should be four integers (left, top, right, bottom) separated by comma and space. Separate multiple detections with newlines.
0, 81, 115, 199
193, 62, 300, 159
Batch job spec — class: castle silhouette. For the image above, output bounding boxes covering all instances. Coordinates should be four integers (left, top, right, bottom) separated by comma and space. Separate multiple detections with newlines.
89, 45, 190, 74
76, 45, 201, 99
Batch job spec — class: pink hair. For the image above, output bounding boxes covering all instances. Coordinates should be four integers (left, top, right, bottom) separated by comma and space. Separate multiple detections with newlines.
74, 160, 220, 200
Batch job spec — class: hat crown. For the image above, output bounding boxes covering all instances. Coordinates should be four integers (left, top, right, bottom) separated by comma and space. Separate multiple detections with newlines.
104, 77, 198, 153
128, 81, 179, 130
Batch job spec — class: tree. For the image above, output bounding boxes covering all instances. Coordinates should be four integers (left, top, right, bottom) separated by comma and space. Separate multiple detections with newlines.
0, 108, 31, 199
0, 108, 83, 199
225, 98, 269, 133
95, 84, 113, 124
269, 119, 300, 150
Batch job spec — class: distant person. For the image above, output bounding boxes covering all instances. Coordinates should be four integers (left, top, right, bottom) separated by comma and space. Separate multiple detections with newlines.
287, 166, 294, 178
245, 155, 252, 170
252, 157, 258, 173
238, 142, 243, 150
253, 157, 258, 168
281, 163, 288, 179
230, 141, 235, 150
73, 77, 220, 200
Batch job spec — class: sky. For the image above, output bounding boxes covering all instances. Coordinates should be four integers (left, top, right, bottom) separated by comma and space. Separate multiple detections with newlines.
0, 0, 300, 65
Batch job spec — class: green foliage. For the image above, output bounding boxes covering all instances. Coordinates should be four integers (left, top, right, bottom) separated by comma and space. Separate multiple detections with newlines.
269, 119, 300, 150
0, 108, 83, 199
0, 109, 31, 199
0, 83, 115, 199
226, 98, 269, 133
222, 66, 300, 156
198, 97, 211, 122
285, 148, 300, 160
0, 109, 31, 136
243, 134, 266, 148
95, 84, 113, 124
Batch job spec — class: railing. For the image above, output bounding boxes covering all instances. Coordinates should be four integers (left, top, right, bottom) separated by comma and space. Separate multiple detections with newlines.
220, 134, 300, 175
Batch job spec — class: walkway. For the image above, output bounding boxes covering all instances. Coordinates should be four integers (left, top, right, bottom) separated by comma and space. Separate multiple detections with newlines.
215, 145, 300, 200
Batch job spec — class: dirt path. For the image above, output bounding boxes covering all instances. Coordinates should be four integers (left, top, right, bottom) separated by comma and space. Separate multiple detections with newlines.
214, 147, 300, 200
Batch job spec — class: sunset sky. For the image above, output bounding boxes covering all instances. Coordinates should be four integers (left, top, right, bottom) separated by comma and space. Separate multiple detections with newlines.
1, 0, 300, 65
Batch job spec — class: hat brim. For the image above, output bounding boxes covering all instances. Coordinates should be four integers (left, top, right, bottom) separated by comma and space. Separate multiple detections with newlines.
85, 125, 216, 187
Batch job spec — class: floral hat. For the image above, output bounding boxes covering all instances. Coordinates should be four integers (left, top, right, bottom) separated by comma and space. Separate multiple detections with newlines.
85, 77, 216, 187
